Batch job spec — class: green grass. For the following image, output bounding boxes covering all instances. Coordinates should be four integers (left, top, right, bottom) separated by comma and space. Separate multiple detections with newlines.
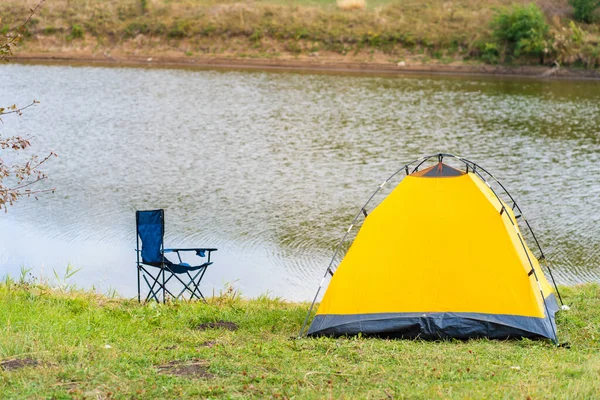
1, 280, 599, 398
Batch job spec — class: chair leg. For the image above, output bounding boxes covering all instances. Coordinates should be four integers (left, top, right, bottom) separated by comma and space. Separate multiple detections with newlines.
188, 269, 205, 301
161, 274, 178, 300
162, 265, 166, 304
141, 266, 160, 302
170, 270, 200, 301
174, 269, 205, 301
142, 268, 165, 303
142, 274, 160, 303
188, 268, 208, 302
139, 264, 210, 303
170, 267, 208, 302
140, 266, 178, 303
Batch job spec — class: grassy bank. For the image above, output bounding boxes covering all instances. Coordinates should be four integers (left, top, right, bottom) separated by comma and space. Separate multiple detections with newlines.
1, 280, 599, 399
1, 0, 600, 71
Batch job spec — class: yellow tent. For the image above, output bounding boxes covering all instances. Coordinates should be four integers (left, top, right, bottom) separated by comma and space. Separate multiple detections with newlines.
306, 155, 560, 342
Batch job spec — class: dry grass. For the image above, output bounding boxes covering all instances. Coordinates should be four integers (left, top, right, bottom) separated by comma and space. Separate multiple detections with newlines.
1, 0, 599, 67
336, 0, 366, 11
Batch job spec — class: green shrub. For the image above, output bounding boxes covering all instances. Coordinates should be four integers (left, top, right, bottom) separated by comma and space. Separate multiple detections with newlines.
569, 0, 600, 23
491, 4, 549, 59
168, 20, 191, 38
294, 28, 309, 40
570, 20, 584, 44
69, 24, 84, 40
124, 22, 150, 37
43, 26, 58, 35
249, 29, 263, 42
201, 24, 216, 36
284, 41, 302, 54
481, 42, 500, 64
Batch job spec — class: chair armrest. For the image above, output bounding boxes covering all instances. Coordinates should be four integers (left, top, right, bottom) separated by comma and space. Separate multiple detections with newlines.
164, 248, 218, 252
164, 248, 217, 261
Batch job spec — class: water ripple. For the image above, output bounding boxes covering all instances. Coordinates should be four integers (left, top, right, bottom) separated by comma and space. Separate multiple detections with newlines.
1, 64, 599, 299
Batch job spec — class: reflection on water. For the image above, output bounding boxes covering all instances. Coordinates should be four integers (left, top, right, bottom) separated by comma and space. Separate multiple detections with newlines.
0, 64, 599, 300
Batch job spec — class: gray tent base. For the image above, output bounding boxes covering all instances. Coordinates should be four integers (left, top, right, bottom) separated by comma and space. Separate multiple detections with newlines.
308, 295, 559, 342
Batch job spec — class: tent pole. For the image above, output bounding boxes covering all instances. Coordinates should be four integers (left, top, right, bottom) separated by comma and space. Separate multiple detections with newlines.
298, 156, 430, 338
530, 266, 560, 345
468, 165, 559, 344
542, 258, 564, 305
460, 157, 564, 306
298, 277, 326, 339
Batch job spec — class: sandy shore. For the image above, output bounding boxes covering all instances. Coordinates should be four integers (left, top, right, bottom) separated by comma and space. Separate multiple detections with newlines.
11, 51, 600, 80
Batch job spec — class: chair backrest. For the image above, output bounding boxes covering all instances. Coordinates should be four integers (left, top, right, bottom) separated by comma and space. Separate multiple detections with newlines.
136, 209, 165, 264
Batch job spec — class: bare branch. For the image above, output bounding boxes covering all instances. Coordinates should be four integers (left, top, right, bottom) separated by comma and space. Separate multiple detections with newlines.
0, 0, 54, 212
0, 0, 46, 61
0, 100, 39, 120
0, 136, 31, 150
27, 150, 58, 170
20, 0, 47, 33
6, 176, 47, 192
1, 0, 47, 61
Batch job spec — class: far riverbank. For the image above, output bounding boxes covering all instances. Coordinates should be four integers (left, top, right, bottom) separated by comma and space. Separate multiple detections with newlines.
11, 51, 600, 80
3, 0, 600, 80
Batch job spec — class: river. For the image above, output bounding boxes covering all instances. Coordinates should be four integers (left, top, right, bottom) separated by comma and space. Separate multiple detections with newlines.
1, 63, 599, 300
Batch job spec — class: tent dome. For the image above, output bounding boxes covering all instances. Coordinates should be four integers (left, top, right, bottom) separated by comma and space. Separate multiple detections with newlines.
306, 155, 560, 342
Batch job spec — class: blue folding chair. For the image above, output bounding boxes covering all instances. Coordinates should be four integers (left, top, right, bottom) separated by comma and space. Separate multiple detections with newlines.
136, 209, 217, 303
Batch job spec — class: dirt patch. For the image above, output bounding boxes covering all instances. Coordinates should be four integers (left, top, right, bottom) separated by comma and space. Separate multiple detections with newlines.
537, 0, 573, 18
0, 358, 38, 371
195, 321, 238, 331
157, 359, 214, 378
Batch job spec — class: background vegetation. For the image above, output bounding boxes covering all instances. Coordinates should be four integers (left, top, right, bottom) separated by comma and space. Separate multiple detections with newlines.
1, 279, 599, 398
1, 0, 599, 68
570, 0, 600, 23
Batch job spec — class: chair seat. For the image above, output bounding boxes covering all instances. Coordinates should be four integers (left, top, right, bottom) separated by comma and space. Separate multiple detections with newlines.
143, 261, 212, 274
